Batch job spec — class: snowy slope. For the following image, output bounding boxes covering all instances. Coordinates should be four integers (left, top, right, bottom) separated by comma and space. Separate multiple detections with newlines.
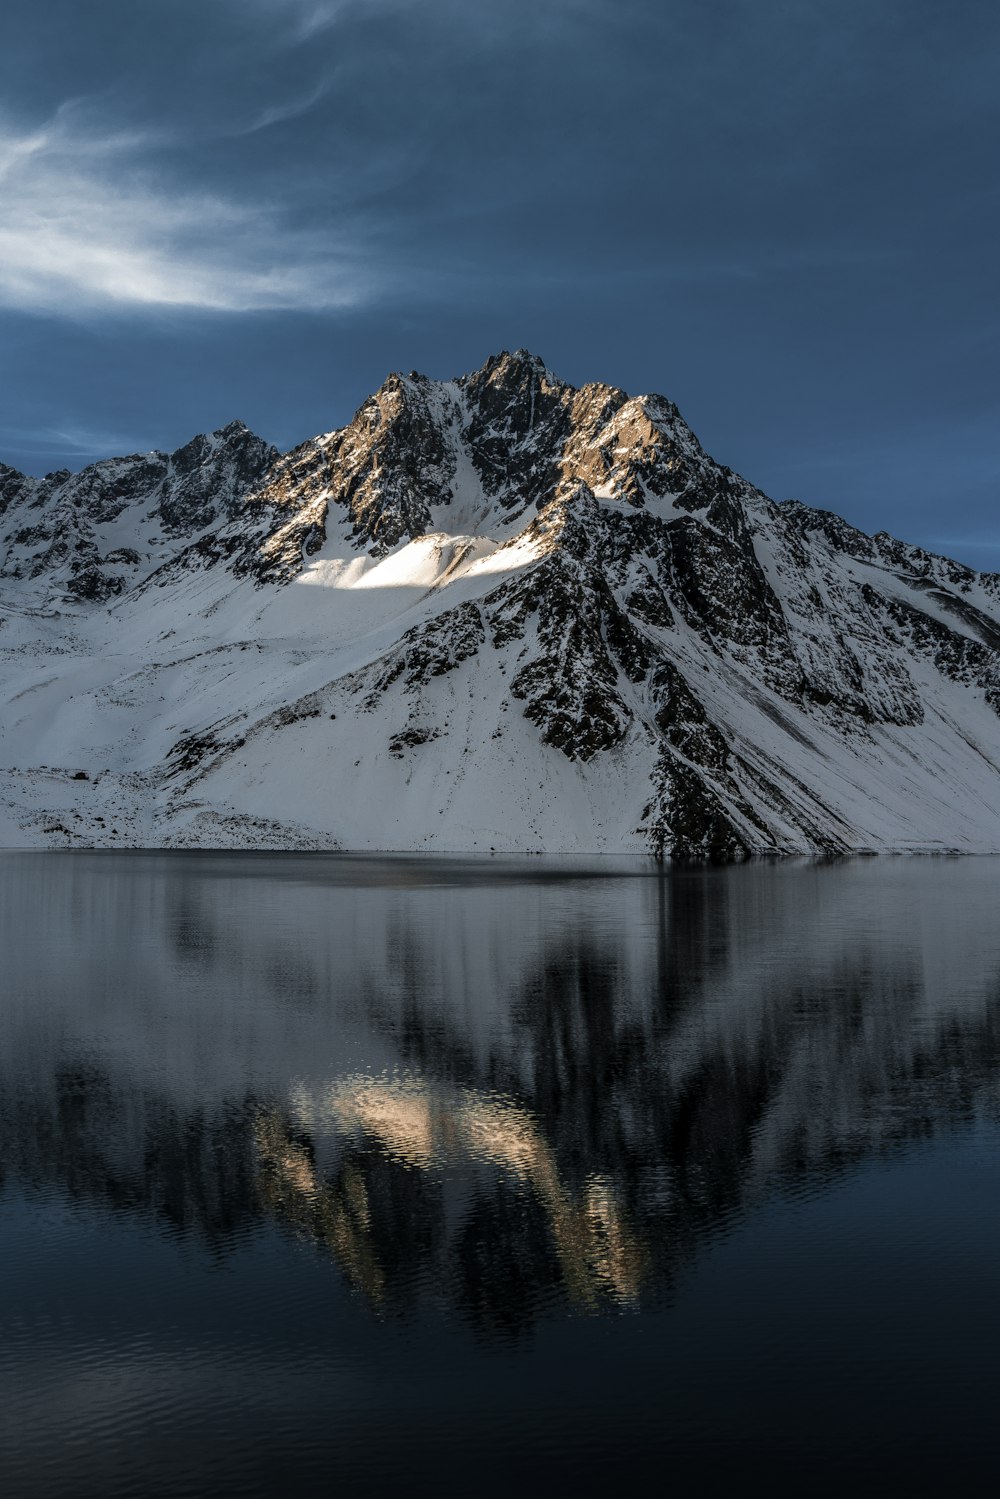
2, 349, 1000, 855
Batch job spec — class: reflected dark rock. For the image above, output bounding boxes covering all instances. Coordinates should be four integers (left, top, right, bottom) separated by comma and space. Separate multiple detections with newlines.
453, 1181, 564, 1340
0, 1066, 263, 1249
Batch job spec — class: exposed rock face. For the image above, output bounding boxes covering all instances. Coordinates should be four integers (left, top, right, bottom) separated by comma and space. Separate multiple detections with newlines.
0, 421, 277, 602
2, 350, 1000, 856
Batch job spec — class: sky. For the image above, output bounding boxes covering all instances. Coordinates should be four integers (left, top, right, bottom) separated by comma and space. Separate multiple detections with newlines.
0, 0, 996, 564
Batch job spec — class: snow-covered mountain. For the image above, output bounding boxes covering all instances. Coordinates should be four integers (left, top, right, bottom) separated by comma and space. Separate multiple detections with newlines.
2, 349, 1000, 855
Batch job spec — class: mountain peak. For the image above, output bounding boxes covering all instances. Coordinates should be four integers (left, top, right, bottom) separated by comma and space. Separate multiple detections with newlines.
461, 348, 559, 388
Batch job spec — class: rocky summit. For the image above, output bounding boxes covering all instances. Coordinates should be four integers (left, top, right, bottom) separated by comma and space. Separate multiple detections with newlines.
2, 350, 1000, 856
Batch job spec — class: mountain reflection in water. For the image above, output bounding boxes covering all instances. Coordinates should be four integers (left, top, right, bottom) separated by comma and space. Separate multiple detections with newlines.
3, 851, 1000, 1493
257, 1076, 644, 1314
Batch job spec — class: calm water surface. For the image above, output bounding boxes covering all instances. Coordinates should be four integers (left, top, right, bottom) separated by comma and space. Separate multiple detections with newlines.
2, 851, 1000, 1495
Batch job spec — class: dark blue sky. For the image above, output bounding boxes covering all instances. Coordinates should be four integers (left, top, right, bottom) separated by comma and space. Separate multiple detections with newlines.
1, 0, 996, 563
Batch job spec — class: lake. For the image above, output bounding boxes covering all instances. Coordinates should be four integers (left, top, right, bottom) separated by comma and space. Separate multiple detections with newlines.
2, 851, 1000, 1495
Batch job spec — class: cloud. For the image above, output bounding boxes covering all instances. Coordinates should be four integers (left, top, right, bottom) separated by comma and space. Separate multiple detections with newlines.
0, 101, 369, 315
239, 0, 387, 44
235, 78, 331, 136
243, 0, 609, 48
0, 421, 142, 460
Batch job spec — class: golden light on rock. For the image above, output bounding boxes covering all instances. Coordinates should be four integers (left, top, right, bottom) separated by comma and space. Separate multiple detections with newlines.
255, 1072, 645, 1312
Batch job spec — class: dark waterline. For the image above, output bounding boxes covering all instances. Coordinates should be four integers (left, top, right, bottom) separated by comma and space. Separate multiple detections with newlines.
2, 851, 1000, 1495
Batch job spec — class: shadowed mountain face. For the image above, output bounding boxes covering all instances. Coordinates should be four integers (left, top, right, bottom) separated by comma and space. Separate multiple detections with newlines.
3, 853, 1000, 1336
4, 351, 1000, 855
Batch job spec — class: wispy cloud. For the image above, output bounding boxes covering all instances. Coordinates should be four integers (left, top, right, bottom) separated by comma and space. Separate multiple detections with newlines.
281, 0, 355, 41
0, 101, 369, 315
0, 421, 144, 461
240, 0, 383, 44
235, 78, 331, 136
244, 0, 606, 48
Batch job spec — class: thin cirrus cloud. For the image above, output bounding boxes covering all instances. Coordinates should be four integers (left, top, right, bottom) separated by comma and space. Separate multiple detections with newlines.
0, 102, 368, 315
239, 0, 401, 46
235, 78, 332, 137
246, 0, 606, 47
0, 421, 143, 460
